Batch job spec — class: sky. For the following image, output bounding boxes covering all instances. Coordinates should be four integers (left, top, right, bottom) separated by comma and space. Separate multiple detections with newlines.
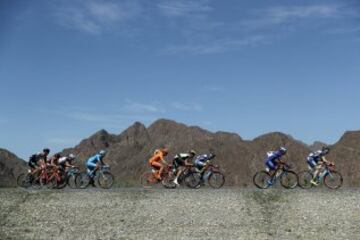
0, 0, 360, 159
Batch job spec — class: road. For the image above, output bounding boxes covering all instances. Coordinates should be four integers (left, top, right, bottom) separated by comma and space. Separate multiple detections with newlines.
0, 188, 359, 240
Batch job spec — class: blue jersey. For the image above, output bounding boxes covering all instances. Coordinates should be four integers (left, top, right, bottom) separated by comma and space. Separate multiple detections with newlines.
87, 154, 103, 165
265, 151, 283, 165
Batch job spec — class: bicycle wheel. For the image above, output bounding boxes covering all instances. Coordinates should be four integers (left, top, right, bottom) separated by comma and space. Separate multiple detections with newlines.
280, 171, 298, 189
324, 171, 343, 189
184, 172, 201, 189
76, 173, 91, 189
161, 172, 177, 189
55, 175, 68, 189
140, 172, 158, 188
208, 172, 225, 189
253, 171, 271, 189
98, 172, 114, 189
67, 174, 78, 189
17, 173, 32, 188
298, 171, 313, 189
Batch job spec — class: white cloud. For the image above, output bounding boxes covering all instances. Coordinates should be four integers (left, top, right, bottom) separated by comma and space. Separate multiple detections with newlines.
157, 0, 212, 17
54, 0, 142, 34
163, 35, 266, 55
171, 102, 203, 111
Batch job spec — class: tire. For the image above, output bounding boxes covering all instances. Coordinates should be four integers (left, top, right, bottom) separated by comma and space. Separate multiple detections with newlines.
280, 171, 298, 189
140, 172, 158, 188
67, 174, 78, 189
208, 172, 225, 189
76, 173, 91, 189
253, 171, 271, 189
184, 172, 201, 189
98, 172, 114, 189
324, 170, 343, 189
298, 171, 313, 189
17, 173, 32, 188
161, 172, 177, 189
56, 175, 68, 189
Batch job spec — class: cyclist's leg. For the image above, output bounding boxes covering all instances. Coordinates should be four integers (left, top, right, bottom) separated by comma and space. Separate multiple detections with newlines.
151, 162, 162, 180
87, 162, 97, 177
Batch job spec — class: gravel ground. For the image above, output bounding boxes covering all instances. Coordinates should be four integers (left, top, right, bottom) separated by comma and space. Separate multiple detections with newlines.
0, 188, 359, 240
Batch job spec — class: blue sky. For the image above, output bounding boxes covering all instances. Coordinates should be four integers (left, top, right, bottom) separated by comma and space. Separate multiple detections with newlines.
1, 0, 360, 159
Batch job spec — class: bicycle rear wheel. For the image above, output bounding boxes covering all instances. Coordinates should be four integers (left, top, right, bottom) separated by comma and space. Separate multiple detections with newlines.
253, 171, 271, 189
298, 171, 313, 189
67, 174, 78, 189
17, 173, 32, 188
208, 172, 225, 189
280, 171, 298, 189
184, 172, 201, 189
324, 171, 343, 189
76, 173, 91, 189
98, 172, 114, 189
140, 172, 158, 188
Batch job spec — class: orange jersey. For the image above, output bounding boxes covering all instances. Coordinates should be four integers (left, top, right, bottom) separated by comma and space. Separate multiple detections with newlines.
149, 149, 166, 165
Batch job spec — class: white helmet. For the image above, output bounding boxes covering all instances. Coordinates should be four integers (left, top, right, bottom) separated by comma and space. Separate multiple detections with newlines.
68, 154, 76, 159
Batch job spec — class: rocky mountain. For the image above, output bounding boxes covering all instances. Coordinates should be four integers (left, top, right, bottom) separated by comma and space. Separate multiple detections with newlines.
0, 149, 27, 187
309, 141, 328, 152
61, 119, 316, 187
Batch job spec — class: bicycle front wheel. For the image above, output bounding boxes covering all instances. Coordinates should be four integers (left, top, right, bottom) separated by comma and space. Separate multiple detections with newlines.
324, 171, 343, 189
280, 171, 298, 189
208, 172, 225, 189
17, 173, 32, 188
98, 172, 114, 189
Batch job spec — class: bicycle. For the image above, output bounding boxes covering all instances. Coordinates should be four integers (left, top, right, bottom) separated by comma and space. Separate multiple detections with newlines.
253, 163, 298, 189
298, 162, 343, 189
185, 155, 226, 189
140, 165, 177, 189
17, 170, 36, 188
76, 165, 115, 189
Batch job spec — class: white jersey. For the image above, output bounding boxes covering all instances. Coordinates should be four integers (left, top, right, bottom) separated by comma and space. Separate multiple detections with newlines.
59, 157, 68, 165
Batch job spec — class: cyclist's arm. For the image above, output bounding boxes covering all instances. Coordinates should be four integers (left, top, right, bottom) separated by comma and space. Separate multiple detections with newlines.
321, 156, 331, 165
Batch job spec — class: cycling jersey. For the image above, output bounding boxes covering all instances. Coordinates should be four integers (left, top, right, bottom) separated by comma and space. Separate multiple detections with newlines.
307, 150, 325, 168
28, 153, 47, 168
149, 149, 166, 165
173, 153, 192, 167
86, 154, 103, 171
265, 151, 284, 171
194, 154, 210, 169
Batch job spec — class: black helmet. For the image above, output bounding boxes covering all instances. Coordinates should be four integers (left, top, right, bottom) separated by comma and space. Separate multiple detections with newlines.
43, 148, 50, 154
189, 150, 197, 156
54, 153, 61, 158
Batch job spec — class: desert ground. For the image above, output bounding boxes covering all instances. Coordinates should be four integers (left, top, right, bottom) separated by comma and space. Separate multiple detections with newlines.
0, 188, 359, 240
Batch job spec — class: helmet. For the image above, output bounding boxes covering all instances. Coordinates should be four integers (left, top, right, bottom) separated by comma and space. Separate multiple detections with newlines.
162, 148, 169, 156
99, 150, 106, 156
279, 147, 287, 154
189, 150, 197, 156
322, 146, 330, 155
68, 154, 76, 159
43, 148, 50, 154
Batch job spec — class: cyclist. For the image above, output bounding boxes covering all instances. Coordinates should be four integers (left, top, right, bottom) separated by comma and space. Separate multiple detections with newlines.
49, 153, 62, 166
194, 153, 215, 183
28, 148, 50, 174
148, 148, 169, 180
59, 154, 76, 171
308, 146, 332, 186
86, 150, 106, 178
265, 147, 288, 180
172, 150, 196, 185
